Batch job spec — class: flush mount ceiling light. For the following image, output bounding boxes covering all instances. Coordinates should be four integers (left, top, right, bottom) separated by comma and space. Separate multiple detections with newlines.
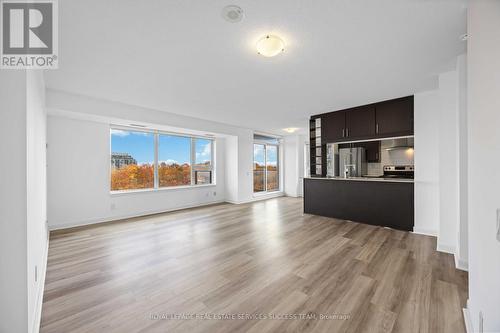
222, 5, 244, 23
256, 35, 285, 57
283, 127, 299, 133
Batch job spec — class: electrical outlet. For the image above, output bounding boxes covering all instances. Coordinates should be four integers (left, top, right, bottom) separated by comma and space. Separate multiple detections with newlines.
497, 209, 500, 242
213, 191, 216, 196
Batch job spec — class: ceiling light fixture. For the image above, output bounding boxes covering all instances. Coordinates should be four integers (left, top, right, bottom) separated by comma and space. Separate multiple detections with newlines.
256, 35, 285, 57
283, 127, 299, 133
222, 5, 244, 23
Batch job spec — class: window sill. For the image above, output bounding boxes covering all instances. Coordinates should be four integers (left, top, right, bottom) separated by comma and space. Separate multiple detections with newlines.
110, 183, 216, 196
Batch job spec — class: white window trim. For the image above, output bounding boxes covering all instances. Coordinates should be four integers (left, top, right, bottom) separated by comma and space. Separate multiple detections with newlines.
253, 135, 282, 195
109, 125, 216, 194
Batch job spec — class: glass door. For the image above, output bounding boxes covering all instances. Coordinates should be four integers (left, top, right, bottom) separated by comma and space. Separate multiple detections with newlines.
266, 145, 279, 191
253, 144, 266, 192
253, 143, 279, 193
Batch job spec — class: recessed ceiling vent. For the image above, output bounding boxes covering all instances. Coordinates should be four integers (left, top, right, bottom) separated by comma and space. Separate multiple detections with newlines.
222, 5, 244, 23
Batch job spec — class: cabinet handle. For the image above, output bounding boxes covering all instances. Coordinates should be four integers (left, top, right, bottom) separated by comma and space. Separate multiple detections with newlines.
342, 128, 345, 137
376, 123, 379, 133
346, 128, 349, 137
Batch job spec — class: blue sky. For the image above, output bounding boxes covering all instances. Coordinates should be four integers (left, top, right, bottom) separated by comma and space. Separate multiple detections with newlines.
111, 129, 211, 165
253, 144, 277, 166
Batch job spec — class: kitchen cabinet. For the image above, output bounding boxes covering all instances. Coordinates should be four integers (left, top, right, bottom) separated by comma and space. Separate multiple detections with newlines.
304, 178, 414, 231
322, 111, 346, 142
359, 140, 380, 163
313, 96, 414, 145
345, 105, 376, 140
339, 141, 381, 163
375, 96, 414, 137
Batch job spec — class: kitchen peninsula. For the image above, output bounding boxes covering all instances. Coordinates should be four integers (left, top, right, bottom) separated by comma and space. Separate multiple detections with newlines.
305, 96, 415, 231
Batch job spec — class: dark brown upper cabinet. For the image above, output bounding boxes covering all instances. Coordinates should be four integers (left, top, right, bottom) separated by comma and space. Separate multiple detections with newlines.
345, 105, 376, 140
322, 111, 346, 142
339, 141, 381, 163
375, 96, 414, 137
359, 140, 381, 163
314, 96, 413, 144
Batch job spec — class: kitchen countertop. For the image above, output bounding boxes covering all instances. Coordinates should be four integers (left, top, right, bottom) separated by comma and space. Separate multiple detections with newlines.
305, 176, 414, 183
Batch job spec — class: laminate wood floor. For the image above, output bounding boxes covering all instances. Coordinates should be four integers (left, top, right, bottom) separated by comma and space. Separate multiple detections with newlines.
41, 197, 467, 333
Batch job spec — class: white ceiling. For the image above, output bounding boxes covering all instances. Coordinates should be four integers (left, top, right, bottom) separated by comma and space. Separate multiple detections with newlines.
45, 0, 466, 134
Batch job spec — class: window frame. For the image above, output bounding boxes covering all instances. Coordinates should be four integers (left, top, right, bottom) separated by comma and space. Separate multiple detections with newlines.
110, 125, 215, 194
192, 137, 215, 186
158, 132, 193, 188
253, 133, 282, 194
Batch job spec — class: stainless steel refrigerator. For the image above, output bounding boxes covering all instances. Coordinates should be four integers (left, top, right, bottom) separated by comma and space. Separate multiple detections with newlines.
338, 147, 366, 177
326, 145, 367, 177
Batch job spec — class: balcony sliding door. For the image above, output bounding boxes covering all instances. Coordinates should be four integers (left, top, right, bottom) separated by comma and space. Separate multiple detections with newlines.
253, 142, 279, 193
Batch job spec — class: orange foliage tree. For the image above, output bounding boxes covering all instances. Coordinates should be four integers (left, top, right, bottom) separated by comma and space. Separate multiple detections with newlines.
158, 162, 191, 187
111, 163, 193, 191
111, 164, 154, 190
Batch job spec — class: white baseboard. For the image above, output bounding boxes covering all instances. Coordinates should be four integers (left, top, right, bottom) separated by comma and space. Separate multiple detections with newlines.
463, 306, 473, 333
224, 199, 240, 204
436, 243, 469, 271
455, 256, 469, 271
32, 233, 49, 333
226, 192, 285, 205
412, 228, 438, 237
49, 200, 225, 231
437, 242, 455, 255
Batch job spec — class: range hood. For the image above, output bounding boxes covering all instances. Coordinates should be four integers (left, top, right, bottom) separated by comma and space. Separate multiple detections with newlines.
384, 137, 414, 151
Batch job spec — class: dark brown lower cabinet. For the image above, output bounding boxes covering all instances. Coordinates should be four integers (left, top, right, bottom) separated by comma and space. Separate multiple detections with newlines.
304, 178, 414, 231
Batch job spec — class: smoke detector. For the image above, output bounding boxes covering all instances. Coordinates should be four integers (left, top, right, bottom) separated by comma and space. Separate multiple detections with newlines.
222, 5, 244, 23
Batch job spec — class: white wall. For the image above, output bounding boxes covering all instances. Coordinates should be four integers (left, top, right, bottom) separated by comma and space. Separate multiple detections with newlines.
224, 136, 239, 203
26, 71, 49, 333
47, 116, 225, 229
457, 54, 468, 270
414, 62, 468, 270
414, 90, 441, 236
438, 70, 460, 254
0, 70, 29, 333
467, 2, 500, 331
0, 70, 47, 333
45, 89, 266, 212
284, 135, 306, 197
46, 89, 289, 228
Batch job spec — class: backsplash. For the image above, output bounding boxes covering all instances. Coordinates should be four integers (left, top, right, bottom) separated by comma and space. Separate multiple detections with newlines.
367, 139, 414, 175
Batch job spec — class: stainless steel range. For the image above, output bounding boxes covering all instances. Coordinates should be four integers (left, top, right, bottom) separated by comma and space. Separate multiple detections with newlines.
383, 165, 414, 179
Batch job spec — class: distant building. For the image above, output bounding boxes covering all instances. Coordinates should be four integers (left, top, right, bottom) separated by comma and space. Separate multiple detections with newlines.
111, 153, 137, 169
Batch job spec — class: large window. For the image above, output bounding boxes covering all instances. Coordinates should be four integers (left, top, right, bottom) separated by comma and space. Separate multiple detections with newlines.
253, 134, 280, 193
110, 129, 155, 191
194, 138, 213, 185
110, 127, 214, 192
158, 135, 191, 187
